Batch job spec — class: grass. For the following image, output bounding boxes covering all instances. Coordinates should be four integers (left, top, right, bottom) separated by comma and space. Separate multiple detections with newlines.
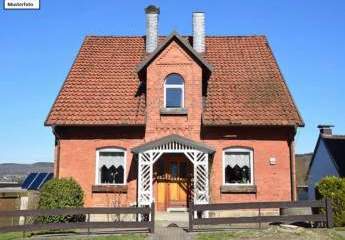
0, 232, 22, 240
196, 226, 345, 240
0, 232, 147, 240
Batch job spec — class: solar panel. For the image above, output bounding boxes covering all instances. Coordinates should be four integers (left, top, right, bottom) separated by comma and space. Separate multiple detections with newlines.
28, 173, 48, 190
38, 172, 53, 189
21, 173, 38, 189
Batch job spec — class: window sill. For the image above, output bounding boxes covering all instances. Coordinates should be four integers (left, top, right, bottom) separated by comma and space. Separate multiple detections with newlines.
92, 184, 128, 193
160, 108, 188, 115
220, 185, 257, 193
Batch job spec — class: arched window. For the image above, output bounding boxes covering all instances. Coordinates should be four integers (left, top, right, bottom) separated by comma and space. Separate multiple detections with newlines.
96, 148, 126, 185
164, 74, 184, 108
223, 147, 254, 185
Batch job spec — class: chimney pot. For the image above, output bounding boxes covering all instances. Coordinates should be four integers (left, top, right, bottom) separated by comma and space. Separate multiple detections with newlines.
145, 5, 160, 53
317, 124, 334, 135
193, 12, 205, 53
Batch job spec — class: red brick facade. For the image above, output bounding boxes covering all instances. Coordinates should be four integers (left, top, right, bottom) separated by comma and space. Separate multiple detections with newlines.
53, 40, 296, 208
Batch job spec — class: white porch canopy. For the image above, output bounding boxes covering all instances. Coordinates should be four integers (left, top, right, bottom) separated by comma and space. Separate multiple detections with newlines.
132, 134, 215, 207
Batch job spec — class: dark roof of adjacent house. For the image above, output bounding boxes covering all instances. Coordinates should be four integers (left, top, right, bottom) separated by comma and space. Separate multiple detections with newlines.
295, 153, 313, 187
45, 35, 304, 127
322, 135, 345, 176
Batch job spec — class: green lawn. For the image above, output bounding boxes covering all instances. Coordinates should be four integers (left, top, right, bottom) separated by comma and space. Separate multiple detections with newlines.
196, 227, 345, 240
0, 232, 147, 240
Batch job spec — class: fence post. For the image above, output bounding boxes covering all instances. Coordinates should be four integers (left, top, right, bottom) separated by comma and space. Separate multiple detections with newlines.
258, 207, 262, 229
188, 201, 194, 232
87, 213, 90, 235
150, 202, 155, 233
22, 215, 26, 239
325, 198, 334, 228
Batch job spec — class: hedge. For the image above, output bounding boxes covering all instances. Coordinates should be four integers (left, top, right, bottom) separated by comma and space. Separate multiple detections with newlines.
37, 178, 85, 223
315, 176, 345, 227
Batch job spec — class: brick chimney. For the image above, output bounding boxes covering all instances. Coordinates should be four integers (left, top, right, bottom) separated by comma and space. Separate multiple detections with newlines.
317, 124, 334, 135
193, 12, 205, 53
145, 5, 160, 53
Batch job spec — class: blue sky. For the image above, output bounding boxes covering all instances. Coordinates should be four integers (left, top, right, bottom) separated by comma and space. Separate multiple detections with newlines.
0, 0, 344, 163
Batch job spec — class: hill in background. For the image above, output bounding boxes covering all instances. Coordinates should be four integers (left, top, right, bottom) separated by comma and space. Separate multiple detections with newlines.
0, 162, 53, 183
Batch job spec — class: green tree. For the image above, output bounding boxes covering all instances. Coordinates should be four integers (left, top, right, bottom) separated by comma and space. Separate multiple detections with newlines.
316, 176, 345, 226
38, 178, 85, 223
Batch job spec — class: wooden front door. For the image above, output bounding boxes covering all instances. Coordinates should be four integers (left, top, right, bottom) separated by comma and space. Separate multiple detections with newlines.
155, 155, 191, 211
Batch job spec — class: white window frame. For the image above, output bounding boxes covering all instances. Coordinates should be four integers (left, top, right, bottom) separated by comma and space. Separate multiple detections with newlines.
222, 147, 254, 186
95, 147, 127, 185
164, 75, 184, 108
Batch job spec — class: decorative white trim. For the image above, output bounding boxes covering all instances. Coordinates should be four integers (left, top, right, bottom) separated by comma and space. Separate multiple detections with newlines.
164, 74, 184, 108
222, 147, 254, 186
137, 142, 209, 208
95, 147, 127, 186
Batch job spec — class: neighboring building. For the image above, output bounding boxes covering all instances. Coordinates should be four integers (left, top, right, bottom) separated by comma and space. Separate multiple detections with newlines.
308, 125, 345, 200
45, 6, 303, 211
295, 153, 312, 200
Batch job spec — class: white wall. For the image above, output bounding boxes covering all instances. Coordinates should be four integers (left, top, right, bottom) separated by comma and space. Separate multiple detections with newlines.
308, 139, 339, 200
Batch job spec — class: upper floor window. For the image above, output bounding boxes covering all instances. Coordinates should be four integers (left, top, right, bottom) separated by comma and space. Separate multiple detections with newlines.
164, 74, 184, 108
223, 147, 253, 185
96, 148, 126, 185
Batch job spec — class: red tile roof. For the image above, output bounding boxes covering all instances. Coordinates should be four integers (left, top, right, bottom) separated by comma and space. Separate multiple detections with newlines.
45, 35, 303, 127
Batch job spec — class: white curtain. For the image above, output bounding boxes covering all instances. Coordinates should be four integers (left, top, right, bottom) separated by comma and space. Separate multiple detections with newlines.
99, 152, 124, 168
224, 152, 250, 168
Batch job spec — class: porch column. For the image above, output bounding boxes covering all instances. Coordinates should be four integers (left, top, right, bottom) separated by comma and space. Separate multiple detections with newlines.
192, 152, 209, 205
138, 151, 162, 207
138, 152, 153, 206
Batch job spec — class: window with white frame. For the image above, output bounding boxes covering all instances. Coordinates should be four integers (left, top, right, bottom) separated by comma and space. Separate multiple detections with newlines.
96, 148, 126, 185
223, 148, 253, 185
164, 74, 184, 108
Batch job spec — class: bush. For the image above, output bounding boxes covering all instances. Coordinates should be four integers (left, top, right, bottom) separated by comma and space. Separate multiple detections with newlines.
38, 178, 85, 223
315, 176, 345, 226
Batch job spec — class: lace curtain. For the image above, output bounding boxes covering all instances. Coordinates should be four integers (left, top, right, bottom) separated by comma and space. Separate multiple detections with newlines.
224, 152, 250, 168
99, 152, 124, 168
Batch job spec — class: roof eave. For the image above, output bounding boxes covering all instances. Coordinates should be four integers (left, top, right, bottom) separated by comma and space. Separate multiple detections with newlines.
202, 121, 304, 128
44, 122, 146, 127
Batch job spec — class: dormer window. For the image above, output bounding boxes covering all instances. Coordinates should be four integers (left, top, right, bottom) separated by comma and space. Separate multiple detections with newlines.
164, 74, 184, 108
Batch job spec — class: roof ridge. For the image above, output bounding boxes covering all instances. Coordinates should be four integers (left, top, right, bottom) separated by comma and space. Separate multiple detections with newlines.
323, 135, 345, 140
205, 35, 266, 38
86, 35, 144, 38
85, 35, 267, 39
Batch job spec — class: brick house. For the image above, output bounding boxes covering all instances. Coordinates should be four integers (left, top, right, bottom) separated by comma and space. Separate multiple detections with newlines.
45, 6, 304, 211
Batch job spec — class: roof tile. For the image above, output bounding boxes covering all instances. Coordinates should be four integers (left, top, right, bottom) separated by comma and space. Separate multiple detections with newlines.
45, 35, 303, 126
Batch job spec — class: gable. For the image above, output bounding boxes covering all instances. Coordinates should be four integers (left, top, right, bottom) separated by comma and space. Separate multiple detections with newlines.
155, 41, 193, 65
309, 138, 339, 181
136, 32, 212, 74
308, 138, 339, 199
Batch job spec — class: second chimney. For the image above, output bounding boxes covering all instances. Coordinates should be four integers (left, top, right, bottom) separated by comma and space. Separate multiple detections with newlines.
317, 124, 334, 135
193, 12, 205, 53
145, 5, 160, 53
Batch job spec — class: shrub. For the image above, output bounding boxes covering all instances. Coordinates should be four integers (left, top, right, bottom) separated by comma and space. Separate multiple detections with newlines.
315, 176, 345, 226
37, 178, 85, 223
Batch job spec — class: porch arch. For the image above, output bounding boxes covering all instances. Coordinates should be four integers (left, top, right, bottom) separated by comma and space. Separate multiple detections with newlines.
132, 134, 215, 207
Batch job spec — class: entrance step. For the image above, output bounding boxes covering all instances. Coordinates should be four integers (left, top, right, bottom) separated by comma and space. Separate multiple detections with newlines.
155, 211, 188, 223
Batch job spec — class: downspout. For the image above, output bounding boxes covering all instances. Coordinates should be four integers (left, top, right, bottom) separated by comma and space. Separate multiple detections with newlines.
53, 127, 60, 178
289, 127, 297, 201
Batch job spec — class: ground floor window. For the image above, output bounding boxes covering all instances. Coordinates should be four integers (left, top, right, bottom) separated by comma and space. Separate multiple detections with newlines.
223, 147, 253, 184
96, 148, 126, 185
